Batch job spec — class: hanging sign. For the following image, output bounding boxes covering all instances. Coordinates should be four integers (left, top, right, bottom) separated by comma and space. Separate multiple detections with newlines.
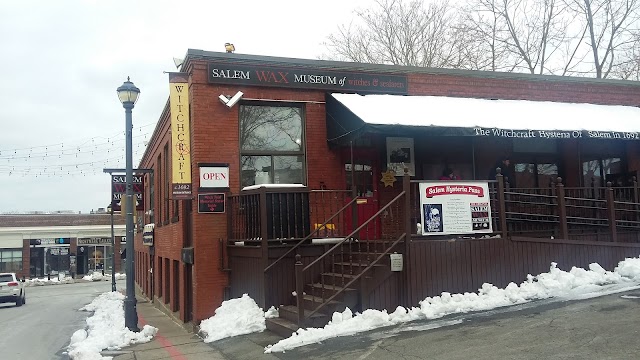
419, 181, 493, 235
169, 72, 192, 199
111, 175, 144, 211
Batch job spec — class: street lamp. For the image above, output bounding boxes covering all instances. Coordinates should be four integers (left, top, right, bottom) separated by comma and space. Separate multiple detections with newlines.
117, 77, 140, 332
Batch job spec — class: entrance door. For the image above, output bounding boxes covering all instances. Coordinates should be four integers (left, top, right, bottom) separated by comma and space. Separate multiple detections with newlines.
344, 158, 381, 240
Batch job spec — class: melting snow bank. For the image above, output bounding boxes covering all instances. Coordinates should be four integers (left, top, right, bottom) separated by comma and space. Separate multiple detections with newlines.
264, 257, 640, 353
82, 273, 126, 282
25, 276, 74, 286
67, 291, 157, 359
200, 294, 279, 343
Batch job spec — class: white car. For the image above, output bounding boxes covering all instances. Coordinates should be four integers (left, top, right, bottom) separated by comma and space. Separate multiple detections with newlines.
0, 273, 26, 306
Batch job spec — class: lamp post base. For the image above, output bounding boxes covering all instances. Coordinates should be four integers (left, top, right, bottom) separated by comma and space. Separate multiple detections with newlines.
124, 296, 139, 332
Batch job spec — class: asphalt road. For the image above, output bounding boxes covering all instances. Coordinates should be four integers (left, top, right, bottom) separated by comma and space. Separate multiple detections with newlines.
0, 280, 117, 360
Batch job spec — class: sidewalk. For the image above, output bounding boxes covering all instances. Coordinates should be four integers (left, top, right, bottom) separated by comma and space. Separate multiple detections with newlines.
108, 298, 227, 360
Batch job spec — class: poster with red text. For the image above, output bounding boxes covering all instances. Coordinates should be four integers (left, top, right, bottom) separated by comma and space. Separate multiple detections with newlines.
419, 181, 493, 236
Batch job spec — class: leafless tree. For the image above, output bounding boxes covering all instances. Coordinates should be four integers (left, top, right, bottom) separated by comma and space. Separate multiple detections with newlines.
564, 0, 640, 78
322, 0, 471, 68
463, 0, 575, 74
323, 0, 640, 79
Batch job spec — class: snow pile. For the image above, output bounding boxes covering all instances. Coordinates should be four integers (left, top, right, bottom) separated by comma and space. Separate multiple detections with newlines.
82, 273, 105, 281
67, 291, 157, 359
25, 276, 74, 286
82, 273, 125, 282
200, 294, 279, 343
264, 257, 640, 353
265, 306, 279, 319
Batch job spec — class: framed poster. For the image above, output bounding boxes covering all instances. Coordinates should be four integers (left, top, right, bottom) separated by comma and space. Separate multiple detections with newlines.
386, 137, 415, 176
419, 181, 493, 235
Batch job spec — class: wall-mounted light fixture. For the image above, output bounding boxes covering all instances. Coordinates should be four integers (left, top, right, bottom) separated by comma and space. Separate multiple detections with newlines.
218, 91, 244, 108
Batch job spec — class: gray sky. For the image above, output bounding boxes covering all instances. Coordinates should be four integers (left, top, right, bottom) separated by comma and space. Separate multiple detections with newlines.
0, 0, 370, 213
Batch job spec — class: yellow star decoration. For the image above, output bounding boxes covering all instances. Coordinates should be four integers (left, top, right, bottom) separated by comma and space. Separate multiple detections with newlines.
380, 169, 397, 187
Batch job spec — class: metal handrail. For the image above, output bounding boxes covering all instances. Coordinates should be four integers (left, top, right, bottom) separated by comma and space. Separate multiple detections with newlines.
264, 196, 359, 273
303, 190, 406, 272
304, 233, 406, 320
298, 190, 407, 322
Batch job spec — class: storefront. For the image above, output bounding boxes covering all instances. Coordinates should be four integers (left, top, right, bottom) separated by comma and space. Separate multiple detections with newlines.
76, 237, 113, 275
134, 49, 640, 326
29, 238, 70, 277
0, 213, 126, 279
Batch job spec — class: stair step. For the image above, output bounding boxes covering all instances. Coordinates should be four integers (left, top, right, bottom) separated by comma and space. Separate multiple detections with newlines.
305, 282, 357, 299
320, 272, 359, 286
265, 317, 299, 338
308, 283, 356, 292
302, 294, 348, 314
279, 305, 331, 328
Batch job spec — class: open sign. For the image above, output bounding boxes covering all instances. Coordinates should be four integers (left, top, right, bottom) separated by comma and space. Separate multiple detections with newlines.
199, 164, 229, 189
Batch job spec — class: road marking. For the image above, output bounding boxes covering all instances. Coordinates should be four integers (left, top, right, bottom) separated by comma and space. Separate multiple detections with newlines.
138, 314, 188, 360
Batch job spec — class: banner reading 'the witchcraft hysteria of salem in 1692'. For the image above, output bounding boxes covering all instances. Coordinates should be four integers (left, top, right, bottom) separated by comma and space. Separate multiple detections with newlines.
169, 72, 192, 199
419, 181, 493, 236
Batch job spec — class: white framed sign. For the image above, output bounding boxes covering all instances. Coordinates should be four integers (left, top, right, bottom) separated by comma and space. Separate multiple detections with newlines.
199, 164, 229, 189
386, 137, 415, 176
419, 181, 493, 235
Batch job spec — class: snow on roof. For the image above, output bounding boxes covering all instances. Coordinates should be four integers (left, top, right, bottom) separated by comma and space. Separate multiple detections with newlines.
242, 183, 306, 191
331, 93, 640, 133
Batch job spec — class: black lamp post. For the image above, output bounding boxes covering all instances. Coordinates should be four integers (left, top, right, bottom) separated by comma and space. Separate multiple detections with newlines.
116, 77, 140, 332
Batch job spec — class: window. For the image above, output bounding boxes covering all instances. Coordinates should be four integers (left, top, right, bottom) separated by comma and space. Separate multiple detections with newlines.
580, 139, 626, 187
164, 144, 170, 223
583, 158, 623, 187
514, 162, 559, 188
240, 104, 305, 188
149, 171, 155, 224
0, 249, 22, 272
157, 154, 162, 225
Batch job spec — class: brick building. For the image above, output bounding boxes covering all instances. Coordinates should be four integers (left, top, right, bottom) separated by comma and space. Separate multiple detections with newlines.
134, 49, 640, 329
0, 213, 126, 278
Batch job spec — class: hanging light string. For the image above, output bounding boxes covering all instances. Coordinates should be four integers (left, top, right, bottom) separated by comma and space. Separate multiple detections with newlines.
0, 122, 156, 159
0, 148, 146, 177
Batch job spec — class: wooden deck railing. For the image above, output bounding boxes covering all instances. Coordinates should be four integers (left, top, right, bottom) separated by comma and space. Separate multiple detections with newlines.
227, 187, 352, 245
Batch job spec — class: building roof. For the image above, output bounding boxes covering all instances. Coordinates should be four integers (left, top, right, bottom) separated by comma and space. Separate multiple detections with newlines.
185, 49, 640, 88
0, 213, 125, 228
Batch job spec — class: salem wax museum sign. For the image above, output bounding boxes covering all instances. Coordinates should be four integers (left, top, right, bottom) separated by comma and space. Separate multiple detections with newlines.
208, 62, 407, 94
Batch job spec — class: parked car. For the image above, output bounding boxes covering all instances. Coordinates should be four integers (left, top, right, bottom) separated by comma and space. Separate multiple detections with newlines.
0, 273, 26, 306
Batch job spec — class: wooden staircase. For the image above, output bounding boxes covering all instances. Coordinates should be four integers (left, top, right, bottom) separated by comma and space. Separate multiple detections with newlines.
266, 245, 399, 337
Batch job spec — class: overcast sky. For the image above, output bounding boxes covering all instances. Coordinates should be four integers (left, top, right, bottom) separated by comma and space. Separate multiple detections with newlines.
0, 0, 372, 213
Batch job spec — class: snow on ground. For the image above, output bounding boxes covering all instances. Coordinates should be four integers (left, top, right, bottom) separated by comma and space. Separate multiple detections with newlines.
82, 272, 126, 282
200, 294, 280, 343
263, 257, 640, 353
25, 276, 75, 286
67, 291, 157, 360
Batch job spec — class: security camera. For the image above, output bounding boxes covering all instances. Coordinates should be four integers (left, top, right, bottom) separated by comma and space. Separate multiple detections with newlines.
225, 91, 244, 108
218, 94, 230, 105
